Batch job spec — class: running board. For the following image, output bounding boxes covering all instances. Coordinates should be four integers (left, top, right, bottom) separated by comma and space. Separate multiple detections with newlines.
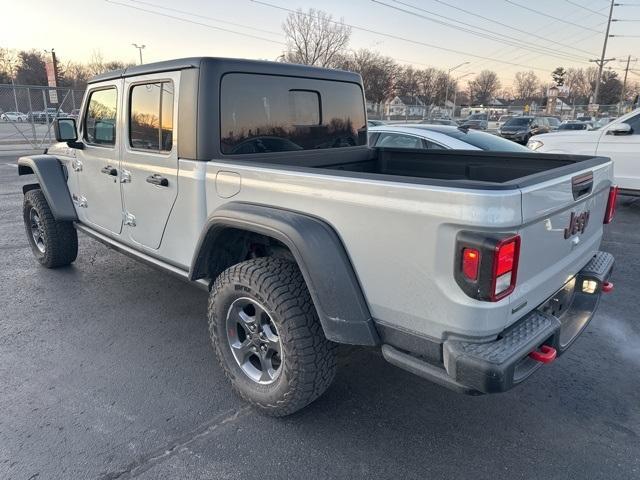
75, 223, 210, 291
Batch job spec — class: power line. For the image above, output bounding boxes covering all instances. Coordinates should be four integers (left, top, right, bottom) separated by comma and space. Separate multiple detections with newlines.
374, 0, 591, 63
251, 0, 576, 72
425, 0, 599, 57
563, 0, 608, 17
104, 0, 286, 45
504, 0, 604, 33
125, 0, 282, 36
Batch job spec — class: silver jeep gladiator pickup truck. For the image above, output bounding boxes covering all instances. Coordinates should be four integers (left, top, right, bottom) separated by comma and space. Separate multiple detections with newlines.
18, 57, 616, 416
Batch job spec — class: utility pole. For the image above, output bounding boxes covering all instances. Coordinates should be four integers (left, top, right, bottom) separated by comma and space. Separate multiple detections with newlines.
132, 44, 146, 65
591, 0, 616, 105
619, 55, 638, 114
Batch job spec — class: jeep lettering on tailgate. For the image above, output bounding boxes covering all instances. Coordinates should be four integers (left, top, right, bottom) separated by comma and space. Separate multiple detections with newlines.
564, 211, 590, 239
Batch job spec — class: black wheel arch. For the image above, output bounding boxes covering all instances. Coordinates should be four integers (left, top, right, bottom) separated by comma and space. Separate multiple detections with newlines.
17, 155, 77, 221
190, 202, 380, 346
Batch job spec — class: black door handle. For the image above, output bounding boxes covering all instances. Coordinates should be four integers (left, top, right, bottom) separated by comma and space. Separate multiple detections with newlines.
101, 165, 117, 176
146, 173, 169, 187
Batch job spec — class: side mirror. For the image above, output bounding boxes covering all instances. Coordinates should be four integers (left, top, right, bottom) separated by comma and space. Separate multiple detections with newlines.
54, 118, 77, 142
94, 120, 115, 144
607, 123, 632, 136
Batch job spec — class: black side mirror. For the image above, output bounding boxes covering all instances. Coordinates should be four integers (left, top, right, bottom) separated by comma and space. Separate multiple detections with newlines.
94, 120, 115, 144
54, 118, 77, 142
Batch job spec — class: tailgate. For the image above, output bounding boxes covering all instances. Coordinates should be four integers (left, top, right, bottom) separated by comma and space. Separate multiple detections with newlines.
509, 159, 613, 322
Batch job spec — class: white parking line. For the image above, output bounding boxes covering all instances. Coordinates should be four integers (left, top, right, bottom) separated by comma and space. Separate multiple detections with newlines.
1, 163, 18, 168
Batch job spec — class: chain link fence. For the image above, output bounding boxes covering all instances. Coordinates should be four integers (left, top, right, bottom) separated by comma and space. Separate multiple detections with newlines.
0, 84, 85, 150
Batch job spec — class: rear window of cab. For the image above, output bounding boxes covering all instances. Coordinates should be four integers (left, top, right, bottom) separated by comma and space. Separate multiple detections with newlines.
220, 73, 367, 155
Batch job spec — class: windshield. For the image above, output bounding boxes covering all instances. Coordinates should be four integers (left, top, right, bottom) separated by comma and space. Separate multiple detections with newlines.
558, 123, 586, 130
438, 128, 531, 152
466, 113, 487, 121
504, 117, 532, 127
593, 118, 615, 130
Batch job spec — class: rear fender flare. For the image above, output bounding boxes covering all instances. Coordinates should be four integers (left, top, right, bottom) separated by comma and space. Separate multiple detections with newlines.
17, 155, 77, 221
190, 202, 379, 346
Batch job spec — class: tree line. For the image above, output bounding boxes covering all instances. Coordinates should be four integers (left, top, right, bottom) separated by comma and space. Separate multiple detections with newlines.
281, 8, 639, 108
0, 48, 133, 89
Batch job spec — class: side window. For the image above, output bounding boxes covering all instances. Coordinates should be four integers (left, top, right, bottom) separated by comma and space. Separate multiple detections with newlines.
626, 114, 640, 134
376, 133, 424, 149
84, 88, 117, 146
129, 82, 174, 152
424, 140, 445, 150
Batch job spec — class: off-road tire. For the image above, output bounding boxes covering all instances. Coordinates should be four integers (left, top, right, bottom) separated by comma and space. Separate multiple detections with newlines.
23, 189, 78, 268
208, 257, 337, 416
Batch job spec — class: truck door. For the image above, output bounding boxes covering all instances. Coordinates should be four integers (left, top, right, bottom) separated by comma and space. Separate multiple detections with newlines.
120, 73, 179, 249
597, 112, 640, 191
75, 82, 124, 234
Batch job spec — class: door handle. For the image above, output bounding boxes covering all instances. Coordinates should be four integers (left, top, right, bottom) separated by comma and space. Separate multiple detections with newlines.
146, 173, 169, 187
101, 165, 118, 176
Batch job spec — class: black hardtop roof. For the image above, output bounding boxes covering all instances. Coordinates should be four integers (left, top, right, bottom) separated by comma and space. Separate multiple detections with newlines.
88, 56, 362, 84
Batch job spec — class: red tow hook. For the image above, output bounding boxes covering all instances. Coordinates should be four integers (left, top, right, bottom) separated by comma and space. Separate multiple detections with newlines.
529, 345, 557, 364
602, 281, 614, 293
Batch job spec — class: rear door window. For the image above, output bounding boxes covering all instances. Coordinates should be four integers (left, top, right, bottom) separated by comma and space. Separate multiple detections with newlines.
220, 73, 366, 154
129, 82, 174, 152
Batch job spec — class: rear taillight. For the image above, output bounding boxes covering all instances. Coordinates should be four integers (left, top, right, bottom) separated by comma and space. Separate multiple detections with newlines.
490, 235, 520, 301
604, 186, 618, 224
454, 232, 521, 302
462, 248, 480, 280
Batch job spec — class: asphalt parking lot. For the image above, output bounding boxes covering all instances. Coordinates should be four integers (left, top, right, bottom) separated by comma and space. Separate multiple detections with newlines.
1, 153, 639, 480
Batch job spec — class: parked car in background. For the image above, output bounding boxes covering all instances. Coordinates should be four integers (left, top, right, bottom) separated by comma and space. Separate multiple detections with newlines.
558, 121, 591, 131
68, 109, 81, 120
528, 108, 640, 194
369, 124, 531, 152
459, 113, 488, 130
496, 114, 515, 129
544, 116, 561, 131
1, 111, 29, 122
29, 108, 67, 123
499, 116, 550, 144
419, 118, 458, 126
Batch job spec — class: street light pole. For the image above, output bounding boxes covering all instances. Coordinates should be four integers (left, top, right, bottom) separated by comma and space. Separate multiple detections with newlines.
445, 62, 470, 117
132, 44, 146, 65
452, 72, 474, 120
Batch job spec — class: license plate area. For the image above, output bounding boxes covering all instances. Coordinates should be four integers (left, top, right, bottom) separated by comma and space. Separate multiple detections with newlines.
539, 277, 577, 319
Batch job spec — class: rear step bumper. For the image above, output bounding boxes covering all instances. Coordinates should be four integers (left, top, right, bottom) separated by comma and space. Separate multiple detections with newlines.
382, 251, 615, 395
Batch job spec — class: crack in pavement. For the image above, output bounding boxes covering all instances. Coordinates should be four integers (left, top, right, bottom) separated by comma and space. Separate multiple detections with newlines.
97, 406, 252, 480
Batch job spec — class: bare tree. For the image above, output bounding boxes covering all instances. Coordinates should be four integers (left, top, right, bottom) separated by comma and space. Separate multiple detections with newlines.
336, 49, 398, 104
469, 70, 500, 104
513, 71, 539, 101
282, 9, 351, 68
565, 68, 589, 104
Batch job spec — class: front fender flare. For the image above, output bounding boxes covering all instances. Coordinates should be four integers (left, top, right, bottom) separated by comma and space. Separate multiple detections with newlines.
190, 202, 379, 346
18, 155, 77, 221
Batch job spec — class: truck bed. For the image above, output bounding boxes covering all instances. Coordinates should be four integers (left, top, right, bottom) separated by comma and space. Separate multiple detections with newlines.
315, 148, 608, 188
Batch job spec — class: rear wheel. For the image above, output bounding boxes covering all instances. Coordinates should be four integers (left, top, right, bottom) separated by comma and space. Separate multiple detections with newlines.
208, 257, 337, 416
23, 189, 78, 268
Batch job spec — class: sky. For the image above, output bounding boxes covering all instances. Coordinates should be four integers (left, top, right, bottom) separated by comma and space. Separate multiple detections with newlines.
3, 0, 640, 88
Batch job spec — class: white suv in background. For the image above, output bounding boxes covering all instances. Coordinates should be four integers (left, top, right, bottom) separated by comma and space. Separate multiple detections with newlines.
528, 108, 640, 195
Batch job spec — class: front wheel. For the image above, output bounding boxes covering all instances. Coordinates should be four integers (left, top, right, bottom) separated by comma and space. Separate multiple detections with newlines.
208, 257, 337, 416
23, 189, 78, 268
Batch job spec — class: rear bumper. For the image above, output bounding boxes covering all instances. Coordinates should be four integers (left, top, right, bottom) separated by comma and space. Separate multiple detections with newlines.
382, 251, 614, 394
